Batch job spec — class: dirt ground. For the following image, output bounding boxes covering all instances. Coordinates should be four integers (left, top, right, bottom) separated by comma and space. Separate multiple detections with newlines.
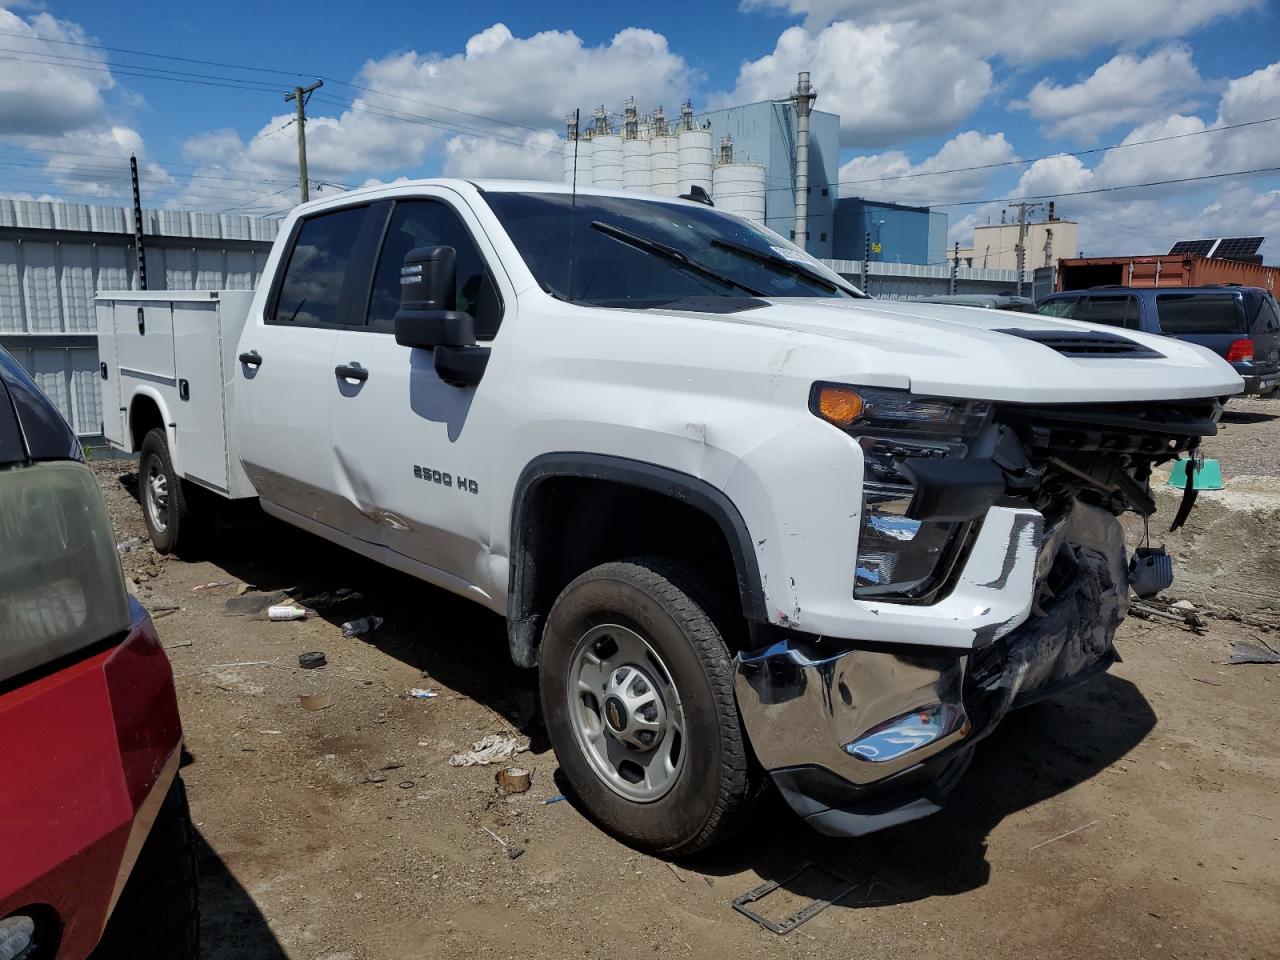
93, 401, 1280, 960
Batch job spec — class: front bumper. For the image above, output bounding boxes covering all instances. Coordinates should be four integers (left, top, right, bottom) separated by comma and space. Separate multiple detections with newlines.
0, 597, 183, 959
735, 502, 1128, 837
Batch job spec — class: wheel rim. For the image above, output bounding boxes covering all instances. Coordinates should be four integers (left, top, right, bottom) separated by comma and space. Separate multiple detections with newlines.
144, 456, 169, 533
567, 623, 686, 803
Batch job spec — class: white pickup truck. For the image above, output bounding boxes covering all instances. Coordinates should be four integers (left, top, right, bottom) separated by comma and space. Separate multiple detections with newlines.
97, 179, 1242, 854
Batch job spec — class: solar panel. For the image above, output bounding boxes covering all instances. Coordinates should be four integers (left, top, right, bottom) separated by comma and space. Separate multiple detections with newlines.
1169, 239, 1216, 256
1213, 236, 1264, 260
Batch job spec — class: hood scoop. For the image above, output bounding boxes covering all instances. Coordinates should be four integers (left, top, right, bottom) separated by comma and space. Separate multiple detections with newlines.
996, 327, 1164, 359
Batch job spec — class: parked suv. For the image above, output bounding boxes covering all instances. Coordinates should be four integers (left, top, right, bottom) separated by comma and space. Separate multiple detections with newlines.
0, 348, 197, 959
1038, 285, 1279, 395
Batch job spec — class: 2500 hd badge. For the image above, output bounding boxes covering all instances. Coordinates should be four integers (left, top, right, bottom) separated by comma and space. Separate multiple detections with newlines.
413, 464, 479, 494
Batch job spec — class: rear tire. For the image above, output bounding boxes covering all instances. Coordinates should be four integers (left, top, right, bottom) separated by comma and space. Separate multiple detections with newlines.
90, 775, 199, 960
539, 558, 756, 856
139, 427, 188, 554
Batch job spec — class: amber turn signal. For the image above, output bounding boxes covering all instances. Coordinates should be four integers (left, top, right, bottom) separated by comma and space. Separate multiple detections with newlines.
814, 385, 865, 427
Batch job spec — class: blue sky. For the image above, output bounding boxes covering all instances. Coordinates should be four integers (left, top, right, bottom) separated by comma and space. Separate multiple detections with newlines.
1, 0, 1278, 257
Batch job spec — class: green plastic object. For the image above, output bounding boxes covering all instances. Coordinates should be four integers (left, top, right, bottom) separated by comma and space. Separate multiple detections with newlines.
1168, 457, 1224, 490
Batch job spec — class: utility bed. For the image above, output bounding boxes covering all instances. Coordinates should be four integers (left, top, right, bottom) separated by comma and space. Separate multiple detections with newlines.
95, 290, 257, 499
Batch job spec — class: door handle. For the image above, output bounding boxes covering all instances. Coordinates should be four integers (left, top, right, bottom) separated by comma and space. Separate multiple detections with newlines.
239, 350, 262, 367
334, 362, 368, 383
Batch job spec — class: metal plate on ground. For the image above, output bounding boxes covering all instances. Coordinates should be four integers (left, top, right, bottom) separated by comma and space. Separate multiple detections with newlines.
731, 864, 861, 935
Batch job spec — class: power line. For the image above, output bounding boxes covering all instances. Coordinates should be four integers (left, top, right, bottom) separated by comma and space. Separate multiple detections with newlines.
933, 165, 1280, 208
834, 115, 1280, 187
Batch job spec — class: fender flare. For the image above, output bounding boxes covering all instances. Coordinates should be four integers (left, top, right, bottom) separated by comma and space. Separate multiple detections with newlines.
127, 386, 176, 464
506, 452, 768, 667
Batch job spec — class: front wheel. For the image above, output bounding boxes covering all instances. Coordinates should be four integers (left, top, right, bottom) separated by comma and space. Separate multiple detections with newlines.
539, 558, 756, 856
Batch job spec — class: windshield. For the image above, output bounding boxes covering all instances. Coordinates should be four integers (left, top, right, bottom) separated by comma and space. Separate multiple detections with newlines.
483, 191, 862, 307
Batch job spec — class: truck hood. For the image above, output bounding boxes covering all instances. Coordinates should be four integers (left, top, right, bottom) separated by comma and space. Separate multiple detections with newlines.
662, 296, 1245, 404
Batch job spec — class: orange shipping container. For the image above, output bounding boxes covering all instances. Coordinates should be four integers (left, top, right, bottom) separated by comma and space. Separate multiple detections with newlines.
1056, 253, 1279, 292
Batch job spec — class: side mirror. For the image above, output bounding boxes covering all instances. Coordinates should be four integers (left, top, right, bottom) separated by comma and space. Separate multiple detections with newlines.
393, 245, 477, 349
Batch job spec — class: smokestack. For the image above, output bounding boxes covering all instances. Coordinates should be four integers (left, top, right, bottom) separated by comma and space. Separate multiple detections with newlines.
790, 71, 817, 251
719, 136, 734, 165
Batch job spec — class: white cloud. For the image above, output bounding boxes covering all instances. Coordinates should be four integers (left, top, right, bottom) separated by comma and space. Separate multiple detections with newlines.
171, 23, 698, 212
1013, 46, 1202, 142
737, 0, 1259, 62
724, 22, 993, 147
838, 131, 1017, 203
442, 130, 562, 181
0, 7, 114, 135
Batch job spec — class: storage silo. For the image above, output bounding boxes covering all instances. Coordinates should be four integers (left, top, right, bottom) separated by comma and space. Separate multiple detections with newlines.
622, 137, 651, 192
649, 135, 679, 196
591, 134, 624, 189
562, 137, 593, 187
712, 162, 767, 223
677, 128, 713, 196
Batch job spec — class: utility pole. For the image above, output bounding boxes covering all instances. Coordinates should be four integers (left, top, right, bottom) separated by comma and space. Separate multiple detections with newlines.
285, 80, 324, 203
1009, 200, 1043, 296
129, 154, 148, 290
949, 241, 959, 294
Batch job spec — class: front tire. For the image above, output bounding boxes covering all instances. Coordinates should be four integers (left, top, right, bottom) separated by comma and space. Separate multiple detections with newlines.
539, 558, 756, 856
139, 427, 188, 554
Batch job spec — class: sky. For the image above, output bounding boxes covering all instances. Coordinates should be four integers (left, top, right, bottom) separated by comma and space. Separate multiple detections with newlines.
1, 0, 1278, 260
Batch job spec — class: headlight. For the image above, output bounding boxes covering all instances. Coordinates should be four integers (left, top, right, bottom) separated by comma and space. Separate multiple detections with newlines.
811, 384, 993, 601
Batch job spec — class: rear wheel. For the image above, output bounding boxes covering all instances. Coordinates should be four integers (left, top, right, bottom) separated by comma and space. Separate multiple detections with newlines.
139, 428, 188, 554
539, 558, 756, 856
90, 775, 199, 960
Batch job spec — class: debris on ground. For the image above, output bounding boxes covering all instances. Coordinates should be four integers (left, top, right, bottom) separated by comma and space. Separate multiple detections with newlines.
268, 604, 308, 621
1131, 597, 1205, 632
341, 615, 385, 638
116, 536, 147, 553
299, 651, 327, 669
449, 734, 529, 767
495, 767, 532, 794
408, 688, 438, 699
151, 605, 181, 619
542, 794, 566, 805
299, 693, 334, 711
191, 580, 234, 592
296, 587, 363, 610
223, 590, 291, 617
1228, 638, 1280, 665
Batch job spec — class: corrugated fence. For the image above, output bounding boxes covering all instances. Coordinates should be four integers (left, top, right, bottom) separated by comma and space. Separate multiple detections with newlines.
0, 199, 280, 437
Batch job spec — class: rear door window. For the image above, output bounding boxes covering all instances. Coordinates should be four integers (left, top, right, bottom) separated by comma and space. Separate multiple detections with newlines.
271, 205, 371, 328
1081, 295, 1139, 329
1037, 297, 1084, 319
1155, 293, 1243, 335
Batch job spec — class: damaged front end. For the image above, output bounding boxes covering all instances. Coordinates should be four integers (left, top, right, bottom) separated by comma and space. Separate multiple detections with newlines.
736, 394, 1223, 837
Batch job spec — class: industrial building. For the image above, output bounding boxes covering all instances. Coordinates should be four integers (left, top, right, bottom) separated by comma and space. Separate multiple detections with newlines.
832, 198, 949, 266
0, 198, 277, 437
956, 212, 1079, 271
562, 73, 946, 265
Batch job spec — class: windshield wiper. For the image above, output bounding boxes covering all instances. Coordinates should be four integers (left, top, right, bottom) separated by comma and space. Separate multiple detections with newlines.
710, 238, 862, 296
589, 221, 765, 298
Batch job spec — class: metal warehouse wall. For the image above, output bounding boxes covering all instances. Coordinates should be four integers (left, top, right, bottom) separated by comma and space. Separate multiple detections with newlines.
0, 198, 279, 437
822, 259, 1028, 299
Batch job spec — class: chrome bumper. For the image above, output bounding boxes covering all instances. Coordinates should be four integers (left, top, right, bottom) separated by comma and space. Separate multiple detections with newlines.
734, 502, 1130, 836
